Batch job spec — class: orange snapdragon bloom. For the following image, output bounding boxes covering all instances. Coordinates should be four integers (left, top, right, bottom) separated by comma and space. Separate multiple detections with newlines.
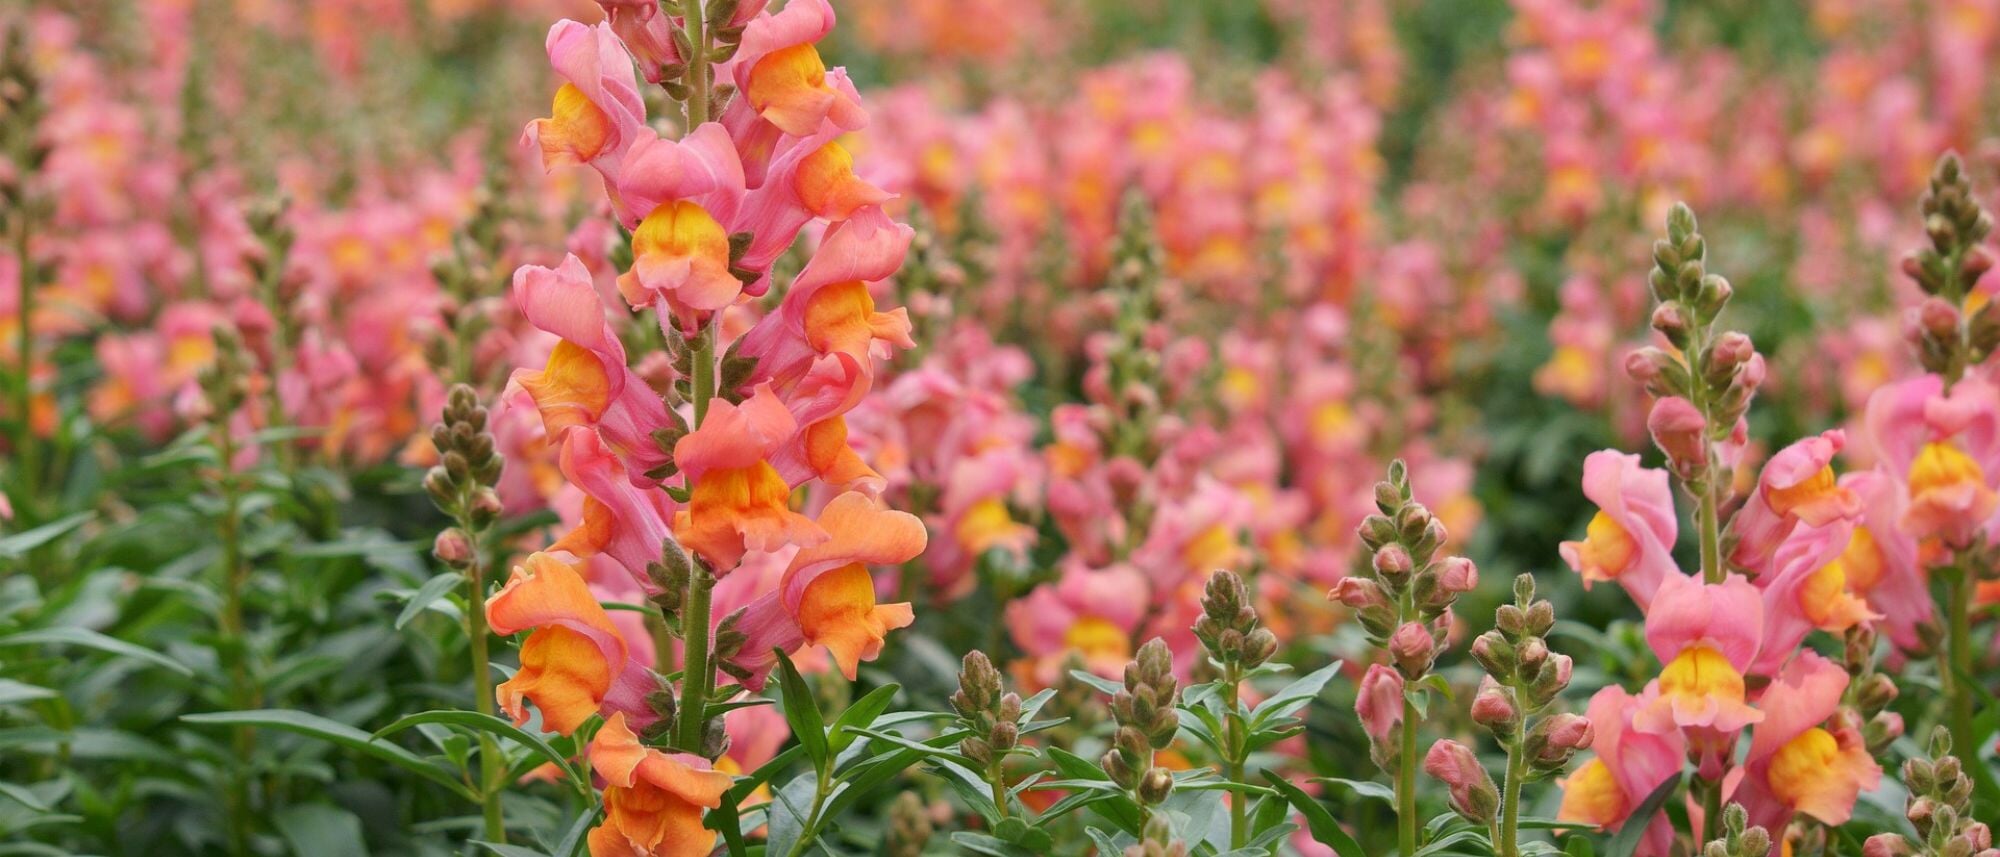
672, 384, 827, 570
718, 492, 927, 688
586, 713, 735, 857
781, 492, 925, 677
486, 553, 661, 735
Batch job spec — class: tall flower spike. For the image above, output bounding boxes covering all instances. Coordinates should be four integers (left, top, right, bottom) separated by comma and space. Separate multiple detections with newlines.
1101, 638, 1181, 812
952, 650, 1023, 819
1194, 569, 1277, 671
1903, 152, 1999, 379
1629, 204, 1761, 584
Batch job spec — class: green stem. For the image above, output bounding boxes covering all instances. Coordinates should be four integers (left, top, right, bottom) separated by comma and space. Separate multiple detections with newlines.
987, 764, 1010, 821
1697, 481, 1722, 584
1496, 730, 1526, 857
13, 197, 37, 515
216, 427, 255, 857
783, 766, 832, 857
465, 533, 506, 843
1944, 563, 1976, 761
674, 564, 714, 753
1398, 698, 1419, 856
674, 271, 718, 748
1222, 664, 1247, 850
1697, 776, 1721, 846
683, 0, 711, 131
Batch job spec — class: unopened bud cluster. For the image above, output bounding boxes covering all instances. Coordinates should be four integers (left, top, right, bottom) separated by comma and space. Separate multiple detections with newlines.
195, 328, 256, 425
1470, 574, 1588, 779
1338, 460, 1473, 681
1194, 570, 1278, 671
1700, 804, 1774, 857
0, 26, 51, 208
1122, 813, 1188, 857
1628, 203, 1762, 485
1841, 625, 1906, 755
1101, 638, 1180, 808
952, 651, 1023, 770
1103, 192, 1169, 447
884, 792, 933, 857
1902, 153, 2000, 376
1865, 728, 1998, 857
424, 385, 505, 538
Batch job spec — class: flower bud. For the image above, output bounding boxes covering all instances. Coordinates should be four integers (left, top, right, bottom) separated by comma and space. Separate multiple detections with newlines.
1862, 834, 1916, 857
1423, 740, 1498, 824
1651, 302, 1691, 340
1921, 297, 1962, 339
1355, 664, 1404, 745
1138, 766, 1175, 805
1710, 331, 1755, 375
432, 527, 474, 567
1647, 396, 1709, 472
1858, 673, 1898, 710
1435, 556, 1478, 594
1537, 713, 1594, 759
1470, 677, 1519, 734
1470, 631, 1514, 676
1331, 577, 1387, 610
1373, 544, 1414, 580
1389, 622, 1436, 678
1524, 600, 1556, 636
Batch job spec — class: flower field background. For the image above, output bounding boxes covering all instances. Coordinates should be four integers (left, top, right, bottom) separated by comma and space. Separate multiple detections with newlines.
2, 0, 1999, 855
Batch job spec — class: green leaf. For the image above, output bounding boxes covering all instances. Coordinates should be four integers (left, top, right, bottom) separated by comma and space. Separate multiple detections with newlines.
1262, 771, 1364, 857
773, 650, 829, 772
553, 806, 599, 857
0, 627, 191, 677
949, 831, 1038, 856
0, 513, 92, 559
1066, 669, 1123, 696
473, 844, 551, 857
275, 803, 369, 857
0, 781, 51, 811
373, 709, 582, 787
0, 679, 57, 706
182, 710, 475, 801
1248, 659, 1342, 726
394, 573, 464, 630
828, 683, 899, 755
1316, 776, 1396, 803
1606, 772, 1680, 857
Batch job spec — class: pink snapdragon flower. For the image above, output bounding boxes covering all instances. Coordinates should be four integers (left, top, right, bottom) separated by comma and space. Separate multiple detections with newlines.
1559, 450, 1680, 609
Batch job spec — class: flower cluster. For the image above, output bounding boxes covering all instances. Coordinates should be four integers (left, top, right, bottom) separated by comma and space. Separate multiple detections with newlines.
489, 0, 925, 850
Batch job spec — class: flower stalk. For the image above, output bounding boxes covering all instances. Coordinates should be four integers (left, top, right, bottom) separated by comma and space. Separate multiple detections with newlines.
1193, 570, 1277, 851
1342, 460, 1478, 854
197, 331, 260, 857
1629, 203, 1762, 585
423, 384, 509, 843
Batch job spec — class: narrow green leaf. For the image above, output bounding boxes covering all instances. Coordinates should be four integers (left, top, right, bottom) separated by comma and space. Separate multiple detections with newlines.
828, 683, 899, 755
1262, 772, 1365, 857
0, 513, 92, 558
0, 679, 57, 706
394, 573, 464, 630
1606, 773, 1680, 857
182, 710, 475, 801
374, 709, 582, 787
0, 627, 191, 677
0, 781, 51, 811
774, 650, 829, 771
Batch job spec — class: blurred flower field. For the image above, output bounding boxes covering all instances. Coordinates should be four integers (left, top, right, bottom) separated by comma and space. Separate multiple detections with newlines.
2, 0, 1999, 855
